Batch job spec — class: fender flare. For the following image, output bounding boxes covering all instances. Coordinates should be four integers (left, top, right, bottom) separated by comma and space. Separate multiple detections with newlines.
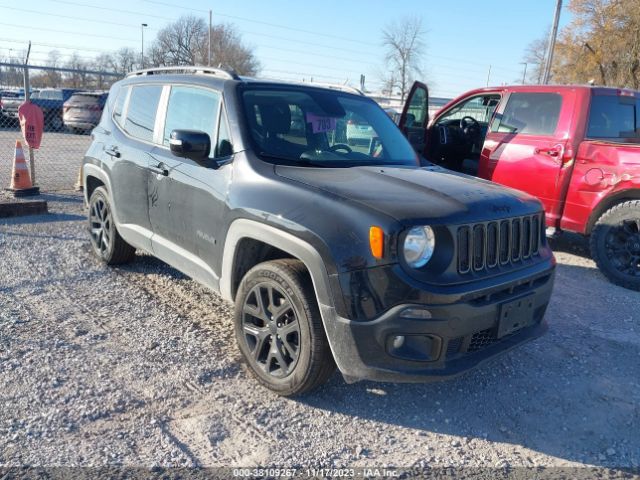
83, 164, 113, 207
220, 218, 359, 376
220, 219, 334, 308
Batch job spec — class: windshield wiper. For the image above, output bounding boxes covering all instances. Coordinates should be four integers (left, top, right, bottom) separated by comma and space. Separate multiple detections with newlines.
258, 152, 331, 168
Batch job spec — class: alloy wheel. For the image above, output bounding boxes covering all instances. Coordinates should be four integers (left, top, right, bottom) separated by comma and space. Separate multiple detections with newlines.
241, 283, 301, 378
604, 219, 640, 277
89, 197, 113, 257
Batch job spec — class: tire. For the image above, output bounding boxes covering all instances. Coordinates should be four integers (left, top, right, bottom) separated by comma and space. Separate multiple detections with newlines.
590, 200, 640, 291
234, 259, 336, 396
88, 187, 135, 265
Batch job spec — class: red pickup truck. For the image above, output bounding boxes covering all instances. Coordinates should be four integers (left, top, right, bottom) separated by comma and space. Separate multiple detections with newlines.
400, 83, 640, 290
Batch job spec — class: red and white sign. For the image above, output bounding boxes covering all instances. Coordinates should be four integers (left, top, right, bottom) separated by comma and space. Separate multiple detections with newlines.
18, 101, 44, 149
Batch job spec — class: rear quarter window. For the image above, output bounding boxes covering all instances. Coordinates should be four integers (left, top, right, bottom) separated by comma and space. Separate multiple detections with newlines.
587, 94, 640, 141
123, 85, 162, 142
492, 92, 562, 136
112, 87, 128, 127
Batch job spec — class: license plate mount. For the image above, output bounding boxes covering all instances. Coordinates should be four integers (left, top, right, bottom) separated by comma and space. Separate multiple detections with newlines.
497, 295, 535, 338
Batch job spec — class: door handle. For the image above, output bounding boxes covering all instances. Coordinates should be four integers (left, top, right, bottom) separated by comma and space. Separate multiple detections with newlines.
534, 147, 561, 157
104, 146, 120, 158
149, 162, 169, 176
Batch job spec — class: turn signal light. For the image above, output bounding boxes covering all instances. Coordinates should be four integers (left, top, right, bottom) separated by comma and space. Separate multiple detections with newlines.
369, 226, 384, 259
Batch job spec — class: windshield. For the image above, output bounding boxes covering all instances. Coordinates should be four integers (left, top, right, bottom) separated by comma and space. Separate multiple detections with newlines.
241, 86, 419, 167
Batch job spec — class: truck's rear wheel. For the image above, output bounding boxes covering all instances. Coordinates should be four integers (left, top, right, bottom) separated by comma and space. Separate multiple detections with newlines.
234, 259, 335, 396
590, 200, 640, 291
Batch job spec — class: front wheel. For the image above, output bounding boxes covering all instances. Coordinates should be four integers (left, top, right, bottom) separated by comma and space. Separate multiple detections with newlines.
234, 259, 335, 396
88, 187, 135, 265
590, 200, 640, 291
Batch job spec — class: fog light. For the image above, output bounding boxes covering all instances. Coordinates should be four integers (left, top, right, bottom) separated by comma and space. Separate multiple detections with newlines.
400, 308, 432, 320
392, 335, 405, 349
386, 334, 441, 362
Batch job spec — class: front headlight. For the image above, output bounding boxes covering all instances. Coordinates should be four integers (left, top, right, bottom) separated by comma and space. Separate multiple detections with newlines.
403, 226, 436, 268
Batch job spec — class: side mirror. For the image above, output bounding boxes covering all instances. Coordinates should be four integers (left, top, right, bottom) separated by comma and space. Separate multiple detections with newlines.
169, 130, 211, 161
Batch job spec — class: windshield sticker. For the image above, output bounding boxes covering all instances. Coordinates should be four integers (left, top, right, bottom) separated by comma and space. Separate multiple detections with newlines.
306, 113, 337, 134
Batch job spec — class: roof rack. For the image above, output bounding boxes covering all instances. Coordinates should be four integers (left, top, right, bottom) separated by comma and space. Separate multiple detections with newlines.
126, 66, 240, 80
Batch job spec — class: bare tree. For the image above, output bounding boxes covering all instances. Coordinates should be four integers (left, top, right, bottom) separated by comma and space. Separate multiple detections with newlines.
93, 53, 116, 89
150, 15, 208, 66
110, 48, 137, 76
31, 50, 64, 88
200, 23, 260, 76
522, 30, 549, 84
65, 52, 89, 88
523, 0, 640, 89
149, 15, 260, 75
381, 17, 426, 101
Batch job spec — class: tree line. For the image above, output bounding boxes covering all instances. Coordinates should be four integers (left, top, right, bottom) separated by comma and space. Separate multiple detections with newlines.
525, 0, 640, 89
0, 15, 260, 91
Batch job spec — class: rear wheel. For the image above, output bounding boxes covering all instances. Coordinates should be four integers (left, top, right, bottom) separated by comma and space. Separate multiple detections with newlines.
234, 259, 335, 396
88, 187, 135, 265
590, 200, 640, 291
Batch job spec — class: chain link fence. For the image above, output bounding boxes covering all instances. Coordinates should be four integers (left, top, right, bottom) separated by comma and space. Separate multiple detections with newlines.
1, 63, 122, 193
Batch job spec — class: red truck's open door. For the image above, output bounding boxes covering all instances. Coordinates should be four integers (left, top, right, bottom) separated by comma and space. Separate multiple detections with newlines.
399, 82, 429, 156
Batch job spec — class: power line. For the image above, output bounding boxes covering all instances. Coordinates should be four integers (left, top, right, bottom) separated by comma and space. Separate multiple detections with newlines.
0, 4, 159, 30
0, 37, 116, 54
0, 22, 137, 43
45, 0, 174, 21
38, 0, 524, 75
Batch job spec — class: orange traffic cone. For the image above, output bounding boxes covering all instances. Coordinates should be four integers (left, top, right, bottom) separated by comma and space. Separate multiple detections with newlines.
6, 140, 39, 197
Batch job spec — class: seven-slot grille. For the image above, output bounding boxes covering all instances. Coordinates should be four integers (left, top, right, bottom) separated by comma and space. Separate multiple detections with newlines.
457, 214, 542, 274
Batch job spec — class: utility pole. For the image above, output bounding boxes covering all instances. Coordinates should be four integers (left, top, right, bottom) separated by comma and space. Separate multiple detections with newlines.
208, 10, 212, 67
486, 65, 492, 86
141, 23, 148, 69
520, 62, 528, 84
542, 0, 562, 84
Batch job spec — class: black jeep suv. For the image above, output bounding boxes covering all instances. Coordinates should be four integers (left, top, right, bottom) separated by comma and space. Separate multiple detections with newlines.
83, 67, 555, 396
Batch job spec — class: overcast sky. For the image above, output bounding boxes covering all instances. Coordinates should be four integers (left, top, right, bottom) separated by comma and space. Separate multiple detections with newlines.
0, 0, 571, 98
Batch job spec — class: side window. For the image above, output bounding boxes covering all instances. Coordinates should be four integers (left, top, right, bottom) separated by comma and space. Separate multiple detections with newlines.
163, 86, 220, 151
437, 95, 501, 125
112, 87, 128, 127
492, 92, 562, 136
407, 87, 428, 127
124, 85, 162, 142
215, 107, 233, 158
587, 94, 640, 140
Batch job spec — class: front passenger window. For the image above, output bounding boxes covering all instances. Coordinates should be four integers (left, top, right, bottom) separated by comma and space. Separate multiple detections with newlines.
163, 86, 221, 157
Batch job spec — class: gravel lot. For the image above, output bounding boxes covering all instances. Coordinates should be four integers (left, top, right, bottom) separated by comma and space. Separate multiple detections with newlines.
0, 192, 639, 477
0, 128, 89, 191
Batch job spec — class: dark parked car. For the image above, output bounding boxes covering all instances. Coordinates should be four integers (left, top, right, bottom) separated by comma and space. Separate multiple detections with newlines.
63, 91, 108, 133
32, 88, 81, 130
83, 67, 555, 395
0, 89, 36, 125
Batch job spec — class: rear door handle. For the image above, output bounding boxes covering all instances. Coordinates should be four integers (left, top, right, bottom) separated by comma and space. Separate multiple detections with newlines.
149, 162, 169, 176
104, 146, 120, 158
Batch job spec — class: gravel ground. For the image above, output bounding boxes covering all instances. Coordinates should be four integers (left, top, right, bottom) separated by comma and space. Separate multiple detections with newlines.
0, 128, 89, 191
0, 192, 639, 477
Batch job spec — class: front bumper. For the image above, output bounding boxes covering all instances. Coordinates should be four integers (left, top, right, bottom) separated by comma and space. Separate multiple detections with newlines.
321, 265, 554, 383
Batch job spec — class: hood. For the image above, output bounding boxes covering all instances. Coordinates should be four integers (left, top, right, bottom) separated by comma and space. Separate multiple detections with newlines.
275, 165, 542, 225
